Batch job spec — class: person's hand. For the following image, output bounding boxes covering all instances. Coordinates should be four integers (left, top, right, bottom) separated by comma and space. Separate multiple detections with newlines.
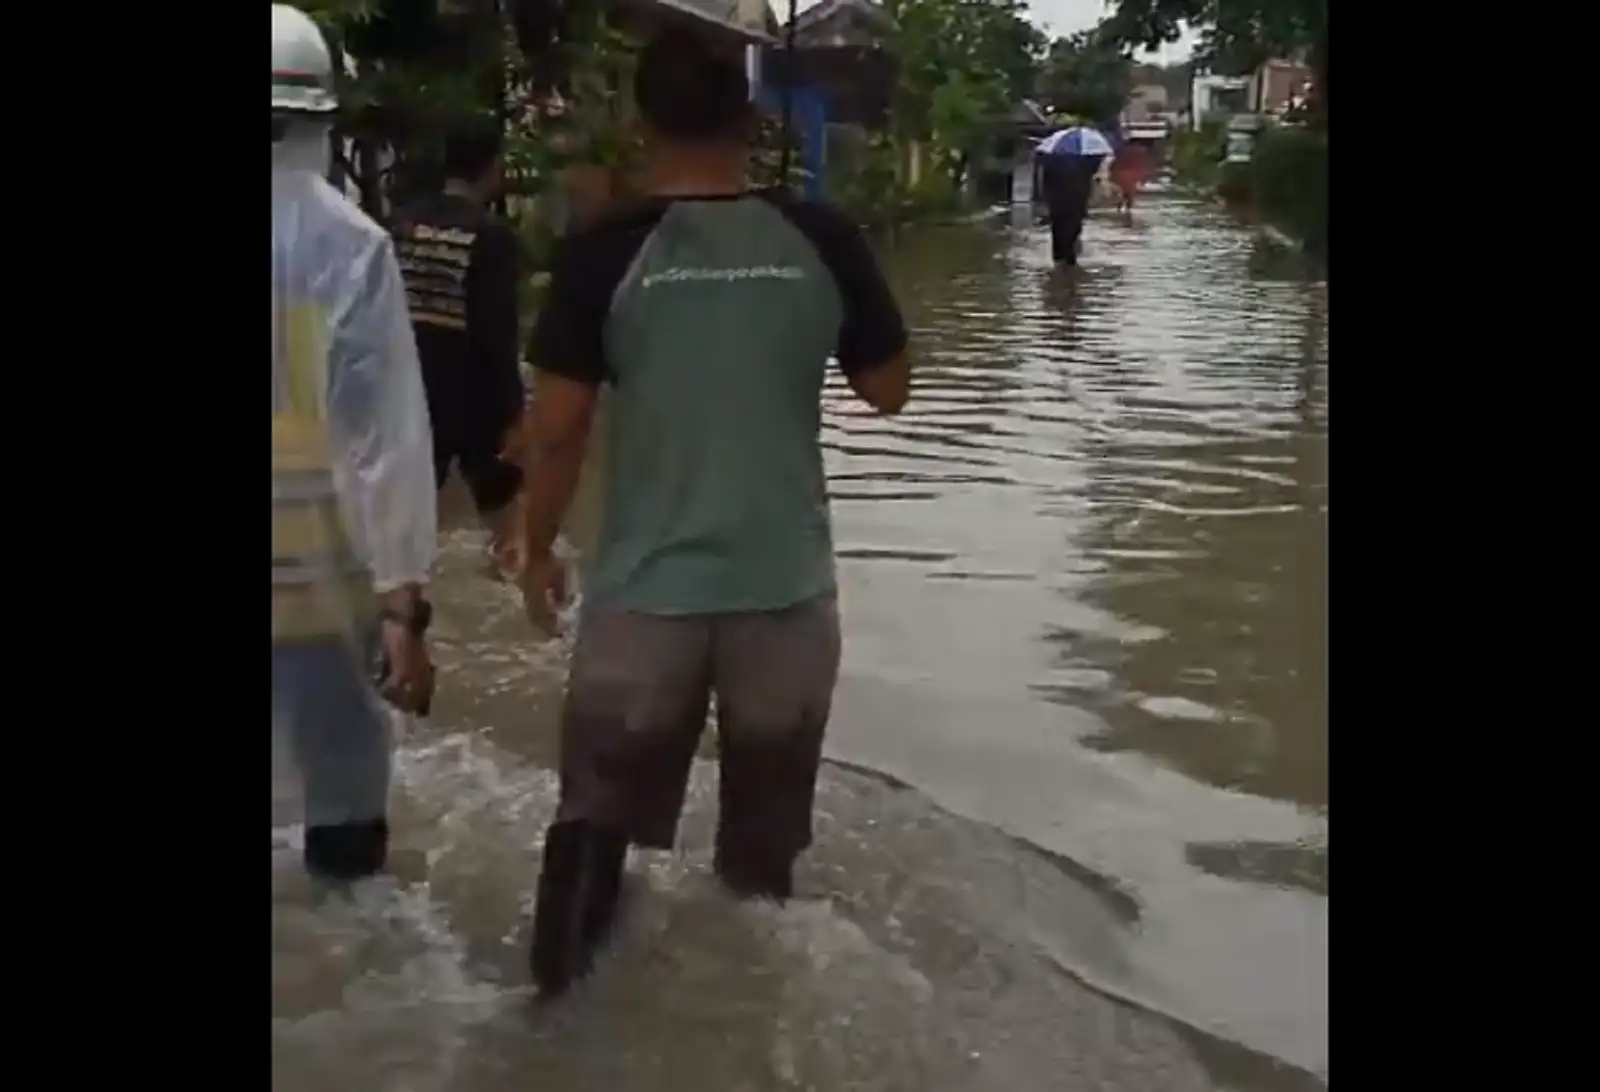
378, 618, 435, 714
519, 548, 571, 637
482, 500, 526, 583
498, 420, 528, 466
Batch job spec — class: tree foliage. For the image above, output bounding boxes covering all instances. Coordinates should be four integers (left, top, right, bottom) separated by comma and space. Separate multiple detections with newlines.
291, 0, 637, 219
885, 0, 1045, 179
1131, 59, 1194, 109
1033, 26, 1133, 125
297, 1, 505, 140
1103, 0, 1328, 122
289, 0, 1254, 228
1249, 124, 1326, 255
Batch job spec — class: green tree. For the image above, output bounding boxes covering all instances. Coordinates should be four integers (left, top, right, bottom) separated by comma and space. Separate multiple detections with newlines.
1131, 58, 1194, 110
1034, 26, 1134, 125
295, 0, 510, 211
1104, 0, 1328, 124
886, 0, 1047, 183
925, 71, 1007, 181
291, 0, 636, 231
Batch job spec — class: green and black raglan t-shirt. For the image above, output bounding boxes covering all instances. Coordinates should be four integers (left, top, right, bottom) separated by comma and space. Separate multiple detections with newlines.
527, 190, 908, 615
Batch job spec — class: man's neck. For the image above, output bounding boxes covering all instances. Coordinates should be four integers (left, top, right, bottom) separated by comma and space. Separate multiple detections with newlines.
640, 148, 747, 199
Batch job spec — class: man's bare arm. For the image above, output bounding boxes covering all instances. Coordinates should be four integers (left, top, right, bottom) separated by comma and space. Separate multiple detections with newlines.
772, 197, 910, 415
520, 370, 599, 559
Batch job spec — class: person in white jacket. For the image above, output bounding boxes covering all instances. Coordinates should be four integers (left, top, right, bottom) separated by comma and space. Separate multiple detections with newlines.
271, 3, 438, 881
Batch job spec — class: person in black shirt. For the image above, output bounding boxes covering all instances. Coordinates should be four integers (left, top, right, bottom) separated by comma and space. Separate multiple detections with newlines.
1039, 151, 1101, 266
392, 122, 526, 568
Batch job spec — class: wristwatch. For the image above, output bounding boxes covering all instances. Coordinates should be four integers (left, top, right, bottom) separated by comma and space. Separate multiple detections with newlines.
378, 598, 433, 636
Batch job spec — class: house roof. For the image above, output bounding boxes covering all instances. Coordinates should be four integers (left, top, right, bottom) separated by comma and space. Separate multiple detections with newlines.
791, 0, 897, 34
610, 0, 777, 44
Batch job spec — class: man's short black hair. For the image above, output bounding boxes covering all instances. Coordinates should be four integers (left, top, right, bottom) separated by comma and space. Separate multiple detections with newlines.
443, 119, 504, 181
633, 26, 751, 142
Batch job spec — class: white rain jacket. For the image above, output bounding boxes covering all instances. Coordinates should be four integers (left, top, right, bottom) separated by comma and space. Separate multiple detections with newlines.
272, 124, 436, 622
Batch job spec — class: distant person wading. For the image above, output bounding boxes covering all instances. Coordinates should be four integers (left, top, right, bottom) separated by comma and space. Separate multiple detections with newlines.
392, 124, 527, 572
513, 27, 913, 997
1039, 152, 1102, 266
1109, 139, 1150, 214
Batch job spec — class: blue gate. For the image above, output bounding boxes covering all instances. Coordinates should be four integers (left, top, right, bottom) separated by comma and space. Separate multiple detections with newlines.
757, 84, 828, 200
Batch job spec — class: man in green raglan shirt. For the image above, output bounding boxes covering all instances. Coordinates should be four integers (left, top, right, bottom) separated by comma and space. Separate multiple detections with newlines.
513, 26, 912, 995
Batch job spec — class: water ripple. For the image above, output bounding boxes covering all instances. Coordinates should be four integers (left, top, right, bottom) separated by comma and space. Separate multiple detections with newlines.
273, 198, 1327, 1092
822, 199, 1327, 1078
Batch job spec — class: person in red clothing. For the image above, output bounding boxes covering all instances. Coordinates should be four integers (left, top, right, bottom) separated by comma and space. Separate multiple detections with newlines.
1109, 140, 1150, 214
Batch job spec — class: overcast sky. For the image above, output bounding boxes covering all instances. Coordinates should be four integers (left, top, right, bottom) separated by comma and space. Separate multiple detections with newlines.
789, 0, 1198, 62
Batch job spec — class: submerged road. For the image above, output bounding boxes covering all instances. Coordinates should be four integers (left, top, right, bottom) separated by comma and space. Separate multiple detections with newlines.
273, 195, 1328, 1092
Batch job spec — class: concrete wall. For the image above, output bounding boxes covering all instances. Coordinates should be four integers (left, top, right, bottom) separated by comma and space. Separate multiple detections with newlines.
1251, 60, 1312, 114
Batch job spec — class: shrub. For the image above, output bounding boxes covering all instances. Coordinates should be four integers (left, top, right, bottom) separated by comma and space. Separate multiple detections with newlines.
899, 170, 963, 220
1171, 118, 1227, 189
1250, 125, 1328, 258
1216, 160, 1253, 206
829, 132, 918, 232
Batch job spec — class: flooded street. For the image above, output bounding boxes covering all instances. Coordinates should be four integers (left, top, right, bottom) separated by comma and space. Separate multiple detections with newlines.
273, 197, 1328, 1092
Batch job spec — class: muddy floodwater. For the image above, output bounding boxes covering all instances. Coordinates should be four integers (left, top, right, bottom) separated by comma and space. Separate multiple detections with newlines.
272, 197, 1328, 1092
